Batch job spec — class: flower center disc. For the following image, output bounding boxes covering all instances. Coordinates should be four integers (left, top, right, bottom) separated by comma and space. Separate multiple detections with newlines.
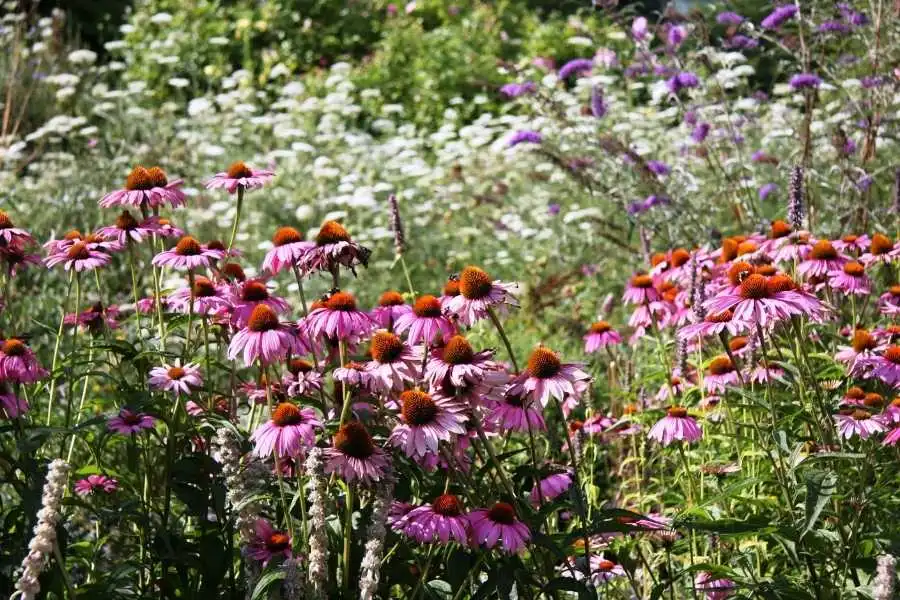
242, 281, 270, 302
167, 367, 186, 380
147, 166, 168, 187
175, 236, 202, 256
770, 220, 792, 239
442, 335, 475, 365
266, 532, 291, 551
0, 210, 12, 229
432, 494, 462, 517
412, 295, 442, 318
122, 411, 142, 425
810, 240, 838, 260
630, 274, 653, 289
315, 220, 351, 246
863, 393, 884, 408
590, 321, 611, 334
727, 262, 753, 286
125, 166, 153, 190
222, 263, 246, 281
670, 248, 691, 267
706, 310, 734, 323
378, 290, 405, 306
851, 409, 871, 421
2, 339, 26, 356
739, 274, 769, 299
325, 291, 357, 312
226, 161, 253, 179
191, 277, 216, 297
334, 422, 375, 458
766, 275, 796, 295
708, 356, 734, 375
459, 266, 493, 300
843, 261, 865, 276
370, 331, 404, 363
871, 233, 894, 255
67, 242, 90, 260
597, 559, 616, 571
273, 226, 302, 246
845, 386, 865, 400
851, 330, 876, 352
248, 305, 279, 332
667, 406, 688, 418
272, 403, 304, 426
400, 390, 438, 425
115, 210, 139, 231
487, 502, 516, 525
885, 346, 900, 364
527, 347, 562, 379
442, 279, 460, 297
288, 359, 313, 375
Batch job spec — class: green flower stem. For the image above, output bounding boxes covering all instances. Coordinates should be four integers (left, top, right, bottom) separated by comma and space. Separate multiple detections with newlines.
486, 306, 519, 373
45, 270, 74, 426
227, 185, 244, 254
342, 484, 355, 593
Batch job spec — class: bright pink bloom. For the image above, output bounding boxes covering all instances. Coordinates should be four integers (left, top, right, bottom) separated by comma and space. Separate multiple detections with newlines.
863, 345, 900, 387
443, 266, 518, 325
64, 302, 120, 334
323, 422, 391, 484
883, 426, 900, 446
0, 393, 28, 418
99, 166, 185, 208
246, 518, 292, 565
834, 410, 886, 439
703, 274, 813, 331
74, 474, 118, 496
401, 494, 469, 544
152, 236, 224, 271
648, 406, 702, 446
148, 362, 203, 396
44, 242, 111, 272
506, 346, 590, 408
304, 291, 374, 343
530, 471, 572, 505
560, 554, 626, 586
389, 390, 467, 458
228, 305, 304, 366
167, 276, 230, 316
261, 226, 313, 274
860, 233, 898, 266
832, 234, 870, 254
370, 290, 409, 329
879, 286, 900, 316
394, 295, 455, 345
205, 161, 274, 194
0, 210, 34, 246
695, 572, 736, 599
704, 356, 740, 393
107, 408, 156, 435
227, 279, 290, 327
468, 502, 531, 553
333, 361, 378, 392
0, 338, 47, 383
298, 221, 370, 276
827, 261, 870, 295
282, 359, 324, 397
251, 402, 321, 458
96, 210, 162, 245
796, 240, 848, 278
583, 321, 622, 352
623, 273, 659, 305
425, 335, 496, 388
365, 331, 421, 393
678, 310, 745, 341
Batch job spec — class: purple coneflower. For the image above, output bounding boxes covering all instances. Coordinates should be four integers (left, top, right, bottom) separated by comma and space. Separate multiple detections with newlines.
148, 362, 203, 396
74, 474, 118, 496
506, 346, 590, 408
389, 390, 467, 458
530, 471, 572, 505
832, 233, 870, 253
394, 295, 456, 345
0, 338, 47, 383
205, 161, 274, 194
884, 426, 900, 446
583, 321, 621, 352
828, 261, 870, 296
96, 210, 161, 245
444, 266, 518, 326
861, 233, 898, 266
695, 572, 737, 599
282, 359, 323, 397
678, 310, 744, 341
152, 236, 224, 271
366, 331, 421, 393
648, 406, 702, 446
425, 335, 495, 388
704, 356, 740, 393
107, 408, 156, 435
44, 241, 111, 272
468, 502, 530, 553
324, 421, 391, 484
703, 274, 810, 330
261, 226, 313, 274
0, 393, 28, 418
299, 221, 370, 276
0, 210, 35, 246
623, 273, 659, 305
227, 279, 290, 327
487, 392, 545, 433
304, 291, 374, 342
401, 494, 469, 544
333, 361, 378, 392
864, 346, 900, 387
797, 240, 847, 278
561, 555, 626, 586
99, 165, 185, 208
247, 519, 292, 565
228, 304, 304, 366
167, 276, 230, 316
251, 402, 321, 458
370, 290, 409, 329
834, 409, 886, 439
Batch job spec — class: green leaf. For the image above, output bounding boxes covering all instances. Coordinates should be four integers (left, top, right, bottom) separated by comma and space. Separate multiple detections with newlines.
250, 568, 285, 600
800, 470, 836, 539
542, 577, 594, 600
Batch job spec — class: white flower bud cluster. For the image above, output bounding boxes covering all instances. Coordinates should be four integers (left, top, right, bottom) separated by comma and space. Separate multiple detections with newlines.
305, 447, 329, 600
215, 428, 262, 543
359, 478, 395, 600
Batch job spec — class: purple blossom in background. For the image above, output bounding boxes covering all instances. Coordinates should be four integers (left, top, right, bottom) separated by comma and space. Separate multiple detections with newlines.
751, 150, 767, 162
647, 160, 670, 176
683, 110, 698, 126
499, 81, 537, 99
843, 138, 858, 156
654, 64, 675, 77
628, 195, 670, 215
558, 58, 594, 80
666, 24, 687, 48
856, 174, 874, 191
716, 11, 745, 25
790, 73, 822, 90
692, 123, 710, 143
548, 203, 561, 216
838, 3, 868, 25
817, 20, 851, 34
581, 264, 599, 276
861, 76, 885, 89
724, 35, 759, 50
761, 5, 798, 29
632, 16, 649, 42
624, 62, 650, 78
594, 48, 618, 68
532, 56, 556, 71
508, 130, 542, 147
838, 54, 859, 65
590, 85, 607, 118
667, 71, 700, 94
759, 183, 778, 200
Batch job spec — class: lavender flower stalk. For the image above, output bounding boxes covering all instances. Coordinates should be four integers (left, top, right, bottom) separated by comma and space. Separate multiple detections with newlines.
282, 557, 306, 598
14, 459, 69, 600
215, 428, 262, 543
788, 166, 804, 230
359, 478, 395, 600
873, 554, 896, 600
388, 194, 406, 256
306, 447, 329, 600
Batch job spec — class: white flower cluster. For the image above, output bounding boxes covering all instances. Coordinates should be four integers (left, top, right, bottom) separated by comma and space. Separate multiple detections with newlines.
873, 554, 896, 600
305, 447, 329, 600
215, 427, 262, 543
359, 477, 395, 600
14, 459, 69, 600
